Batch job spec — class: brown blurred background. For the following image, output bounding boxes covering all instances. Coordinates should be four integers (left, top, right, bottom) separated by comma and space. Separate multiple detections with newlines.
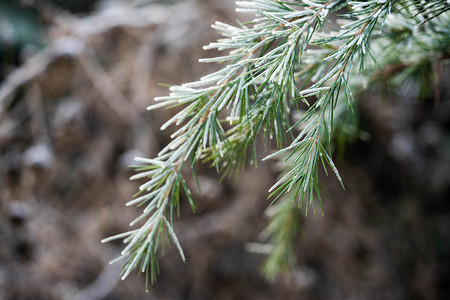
0, 1, 449, 299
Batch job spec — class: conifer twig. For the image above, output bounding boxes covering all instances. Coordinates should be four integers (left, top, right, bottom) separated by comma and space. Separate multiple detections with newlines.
104, 0, 450, 283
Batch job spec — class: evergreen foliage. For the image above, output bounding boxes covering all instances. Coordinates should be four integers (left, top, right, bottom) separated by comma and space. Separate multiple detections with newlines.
102, 0, 450, 283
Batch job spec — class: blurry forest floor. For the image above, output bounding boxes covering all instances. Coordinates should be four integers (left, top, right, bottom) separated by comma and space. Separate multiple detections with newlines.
0, 1, 449, 300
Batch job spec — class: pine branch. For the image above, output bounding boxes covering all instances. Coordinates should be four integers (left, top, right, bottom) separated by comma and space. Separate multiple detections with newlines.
261, 196, 302, 280
265, 0, 393, 213
103, 0, 450, 284
260, 0, 449, 279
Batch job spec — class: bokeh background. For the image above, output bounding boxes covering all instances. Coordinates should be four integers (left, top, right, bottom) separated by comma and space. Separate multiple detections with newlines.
1, 1, 449, 299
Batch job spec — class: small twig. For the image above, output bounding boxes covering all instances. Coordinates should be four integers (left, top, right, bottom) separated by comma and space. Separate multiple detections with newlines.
25, 83, 51, 144
70, 263, 124, 300
78, 48, 133, 122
